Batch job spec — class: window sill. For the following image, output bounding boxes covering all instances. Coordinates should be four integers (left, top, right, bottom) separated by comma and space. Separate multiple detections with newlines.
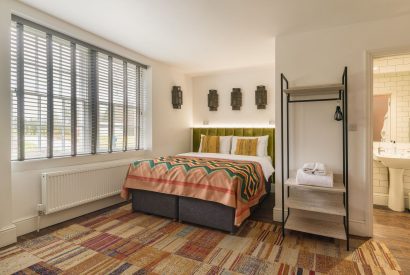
12, 150, 150, 172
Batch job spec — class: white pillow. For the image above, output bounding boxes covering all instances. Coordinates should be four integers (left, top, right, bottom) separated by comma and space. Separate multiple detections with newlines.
198, 135, 232, 154
231, 135, 269, 157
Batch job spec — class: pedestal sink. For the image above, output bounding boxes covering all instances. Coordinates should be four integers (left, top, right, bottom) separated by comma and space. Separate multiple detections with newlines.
374, 154, 410, 211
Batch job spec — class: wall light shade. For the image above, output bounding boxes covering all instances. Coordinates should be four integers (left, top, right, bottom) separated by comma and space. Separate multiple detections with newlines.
231, 88, 242, 110
208, 90, 218, 111
334, 105, 343, 121
255, 85, 267, 109
172, 86, 183, 109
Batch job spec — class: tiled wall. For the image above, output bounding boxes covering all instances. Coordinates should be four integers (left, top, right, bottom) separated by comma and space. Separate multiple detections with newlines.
373, 54, 410, 208
373, 142, 410, 207
372, 160, 389, 194
374, 55, 410, 143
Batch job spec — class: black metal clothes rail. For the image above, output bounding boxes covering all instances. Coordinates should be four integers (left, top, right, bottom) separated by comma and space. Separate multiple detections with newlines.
280, 67, 349, 250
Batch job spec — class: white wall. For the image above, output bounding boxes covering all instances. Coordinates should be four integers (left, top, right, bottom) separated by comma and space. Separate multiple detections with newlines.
0, 0, 15, 247
0, 0, 193, 245
192, 65, 275, 127
274, 14, 410, 237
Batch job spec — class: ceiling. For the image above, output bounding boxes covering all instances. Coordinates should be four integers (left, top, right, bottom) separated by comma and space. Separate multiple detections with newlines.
19, 0, 410, 74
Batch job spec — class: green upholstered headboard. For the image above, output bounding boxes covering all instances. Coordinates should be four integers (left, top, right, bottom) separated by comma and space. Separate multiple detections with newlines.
192, 128, 275, 164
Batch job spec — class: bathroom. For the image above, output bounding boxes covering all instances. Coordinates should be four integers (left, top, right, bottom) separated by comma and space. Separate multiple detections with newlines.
373, 54, 410, 211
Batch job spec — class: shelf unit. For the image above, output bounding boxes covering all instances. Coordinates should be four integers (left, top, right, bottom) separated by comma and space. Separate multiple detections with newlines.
280, 67, 349, 250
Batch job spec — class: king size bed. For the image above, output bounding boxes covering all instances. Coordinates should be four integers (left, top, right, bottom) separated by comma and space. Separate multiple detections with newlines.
121, 127, 275, 233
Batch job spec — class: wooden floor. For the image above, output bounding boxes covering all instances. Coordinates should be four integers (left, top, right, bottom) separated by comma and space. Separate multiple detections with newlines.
9, 194, 410, 274
373, 206, 410, 273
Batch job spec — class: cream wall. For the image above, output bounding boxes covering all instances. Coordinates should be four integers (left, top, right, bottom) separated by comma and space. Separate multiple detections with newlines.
274, 13, 410, 237
192, 65, 275, 127
0, 0, 193, 246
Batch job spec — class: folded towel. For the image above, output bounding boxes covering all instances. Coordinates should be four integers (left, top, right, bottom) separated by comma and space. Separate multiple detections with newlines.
296, 168, 333, 188
302, 162, 328, 176
302, 162, 316, 173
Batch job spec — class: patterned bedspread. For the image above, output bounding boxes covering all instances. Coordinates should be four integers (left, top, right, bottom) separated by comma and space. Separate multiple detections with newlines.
121, 156, 266, 226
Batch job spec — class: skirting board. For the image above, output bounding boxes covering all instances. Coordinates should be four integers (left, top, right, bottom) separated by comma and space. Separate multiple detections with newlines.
373, 192, 409, 209
0, 224, 17, 248
13, 195, 125, 237
273, 207, 369, 237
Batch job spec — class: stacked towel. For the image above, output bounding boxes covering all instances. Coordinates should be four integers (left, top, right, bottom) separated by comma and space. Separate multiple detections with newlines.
297, 162, 333, 187
302, 162, 328, 176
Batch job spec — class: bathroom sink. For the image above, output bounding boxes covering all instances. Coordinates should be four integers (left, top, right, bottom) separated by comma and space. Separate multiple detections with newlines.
374, 154, 410, 169
374, 153, 409, 211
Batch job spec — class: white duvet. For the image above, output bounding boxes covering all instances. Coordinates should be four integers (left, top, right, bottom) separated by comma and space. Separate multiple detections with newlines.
177, 152, 275, 181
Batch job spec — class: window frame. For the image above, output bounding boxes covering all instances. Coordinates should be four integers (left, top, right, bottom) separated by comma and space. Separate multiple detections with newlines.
11, 15, 148, 161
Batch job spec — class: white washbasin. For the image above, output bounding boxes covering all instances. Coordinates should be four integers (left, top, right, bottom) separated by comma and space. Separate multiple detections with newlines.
374, 154, 410, 169
373, 153, 409, 211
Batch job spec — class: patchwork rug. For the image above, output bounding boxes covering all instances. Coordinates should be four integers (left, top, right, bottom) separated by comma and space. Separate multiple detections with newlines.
0, 204, 402, 275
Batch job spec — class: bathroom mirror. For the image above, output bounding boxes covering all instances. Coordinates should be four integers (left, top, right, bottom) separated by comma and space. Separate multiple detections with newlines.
373, 94, 391, 142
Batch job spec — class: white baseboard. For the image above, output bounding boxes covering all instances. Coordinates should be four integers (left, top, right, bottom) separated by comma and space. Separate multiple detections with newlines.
373, 192, 409, 208
0, 224, 17, 248
273, 207, 370, 237
14, 195, 124, 237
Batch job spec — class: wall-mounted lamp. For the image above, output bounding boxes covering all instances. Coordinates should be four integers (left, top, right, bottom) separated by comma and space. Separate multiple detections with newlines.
255, 85, 267, 109
208, 90, 218, 111
334, 102, 343, 121
172, 86, 183, 109
231, 88, 242, 110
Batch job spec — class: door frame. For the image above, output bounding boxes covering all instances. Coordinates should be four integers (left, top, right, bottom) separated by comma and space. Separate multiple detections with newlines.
366, 47, 410, 236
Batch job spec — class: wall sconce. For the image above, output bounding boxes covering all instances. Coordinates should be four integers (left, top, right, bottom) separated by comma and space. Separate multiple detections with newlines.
231, 88, 242, 110
255, 85, 267, 109
334, 102, 343, 121
172, 86, 183, 109
208, 90, 218, 111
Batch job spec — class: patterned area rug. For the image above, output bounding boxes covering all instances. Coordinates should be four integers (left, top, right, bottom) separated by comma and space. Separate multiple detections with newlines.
0, 204, 402, 274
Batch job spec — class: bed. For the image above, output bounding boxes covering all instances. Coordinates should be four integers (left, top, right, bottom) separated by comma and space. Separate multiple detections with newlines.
122, 127, 275, 233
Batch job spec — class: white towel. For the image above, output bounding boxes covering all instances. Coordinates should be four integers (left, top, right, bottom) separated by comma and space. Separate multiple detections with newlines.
296, 168, 333, 188
302, 162, 316, 174
302, 162, 328, 176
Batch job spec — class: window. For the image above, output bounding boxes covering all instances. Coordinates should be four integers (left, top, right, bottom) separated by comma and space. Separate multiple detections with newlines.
10, 16, 147, 161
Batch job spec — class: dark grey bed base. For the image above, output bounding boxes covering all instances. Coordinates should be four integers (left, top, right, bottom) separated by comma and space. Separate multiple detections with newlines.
130, 179, 271, 233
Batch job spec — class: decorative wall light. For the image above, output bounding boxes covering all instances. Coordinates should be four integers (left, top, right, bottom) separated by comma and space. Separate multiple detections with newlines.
255, 85, 267, 109
208, 90, 218, 111
171, 86, 183, 109
231, 88, 242, 110
334, 102, 343, 121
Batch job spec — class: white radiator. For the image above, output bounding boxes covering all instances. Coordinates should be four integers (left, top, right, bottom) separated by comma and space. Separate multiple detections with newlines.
40, 163, 129, 215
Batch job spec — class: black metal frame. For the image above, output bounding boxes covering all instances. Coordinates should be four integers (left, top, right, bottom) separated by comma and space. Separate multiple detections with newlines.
281, 67, 349, 250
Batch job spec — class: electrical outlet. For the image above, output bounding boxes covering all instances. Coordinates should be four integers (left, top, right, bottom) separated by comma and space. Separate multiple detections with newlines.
348, 124, 357, 131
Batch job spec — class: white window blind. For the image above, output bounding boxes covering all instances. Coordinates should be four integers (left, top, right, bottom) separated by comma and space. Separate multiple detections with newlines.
11, 22, 18, 160
97, 52, 109, 153
52, 36, 72, 157
76, 44, 91, 155
112, 58, 124, 152
23, 25, 48, 159
10, 16, 147, 161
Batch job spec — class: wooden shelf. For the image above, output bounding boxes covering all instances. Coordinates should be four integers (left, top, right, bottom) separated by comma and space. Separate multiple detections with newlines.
286, 196, 346, 216
285, 214, 346, 240
284, 83, 344, 96
285, 178, 346, 193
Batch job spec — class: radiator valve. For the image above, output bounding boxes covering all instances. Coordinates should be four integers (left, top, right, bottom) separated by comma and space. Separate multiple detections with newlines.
37, 204, 45, 216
